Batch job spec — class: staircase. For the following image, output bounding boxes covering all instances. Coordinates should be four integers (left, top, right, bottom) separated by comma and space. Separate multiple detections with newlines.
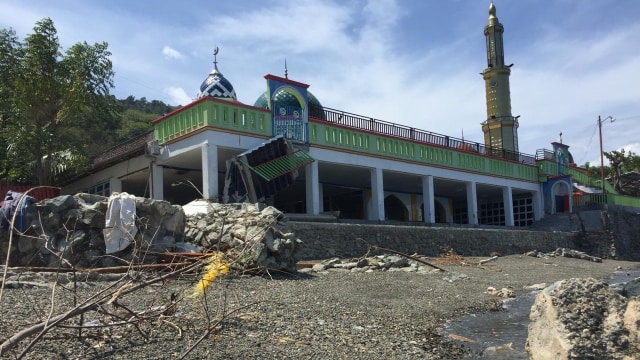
527, 212, 582, 233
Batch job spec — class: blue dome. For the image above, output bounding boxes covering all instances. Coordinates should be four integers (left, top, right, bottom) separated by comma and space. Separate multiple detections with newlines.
197, 65, 237, 100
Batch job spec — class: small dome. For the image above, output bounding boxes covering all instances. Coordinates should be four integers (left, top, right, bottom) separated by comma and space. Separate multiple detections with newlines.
197, 66, 237, 100
253, 89, 323, 110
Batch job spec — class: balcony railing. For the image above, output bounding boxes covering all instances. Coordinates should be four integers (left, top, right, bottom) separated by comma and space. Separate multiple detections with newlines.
310, 105, 536, 165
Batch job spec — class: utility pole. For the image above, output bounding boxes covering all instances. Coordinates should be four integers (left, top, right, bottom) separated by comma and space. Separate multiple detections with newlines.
599, 115, 604, 194
598, 115, 615, 195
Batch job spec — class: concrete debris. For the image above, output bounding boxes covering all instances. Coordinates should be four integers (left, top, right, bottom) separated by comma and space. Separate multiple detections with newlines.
0, 194, 301, 273
299, 254, 446, 275
525, 248, 602, 263
526, 277, 640, 360
485, 286, 515, 299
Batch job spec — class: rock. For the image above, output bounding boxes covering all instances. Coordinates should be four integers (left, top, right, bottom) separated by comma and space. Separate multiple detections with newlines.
621, 277, 640, 298
523, 283, 547, 291
526, 278, 640, 360
484, 286, 514, 298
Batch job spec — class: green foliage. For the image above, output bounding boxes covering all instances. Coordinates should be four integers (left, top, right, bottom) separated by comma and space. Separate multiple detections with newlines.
584, 150, 640, 196
114, 97, 176, 143
604, 149, 639, 194
0, 18, 117, 185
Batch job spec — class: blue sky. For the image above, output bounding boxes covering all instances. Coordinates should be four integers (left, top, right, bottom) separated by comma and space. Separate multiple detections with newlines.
1, 0, 639, 166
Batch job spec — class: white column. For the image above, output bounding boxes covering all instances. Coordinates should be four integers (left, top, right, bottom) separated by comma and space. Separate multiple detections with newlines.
533, 188, 543, 220
109, 177, 122, 194
305, 161, 320, 215
422, 175, 435, 224
202, 142, 218, 201
466, 181, 478, 225
151, 162, 164, 200
503, 186, 514, 227
319, 184, 324, 213
369, 167, 385, 221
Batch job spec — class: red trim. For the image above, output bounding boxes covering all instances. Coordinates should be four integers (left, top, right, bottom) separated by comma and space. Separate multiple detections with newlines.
152, 97, 270, 125
264, 74, 310, 89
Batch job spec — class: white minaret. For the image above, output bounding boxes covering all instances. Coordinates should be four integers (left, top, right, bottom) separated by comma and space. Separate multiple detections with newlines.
481, 1, 519, 157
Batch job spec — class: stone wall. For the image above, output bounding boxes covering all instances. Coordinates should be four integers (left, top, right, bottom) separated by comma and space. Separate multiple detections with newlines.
572, 207, 640, 261
288, 222, 576, 260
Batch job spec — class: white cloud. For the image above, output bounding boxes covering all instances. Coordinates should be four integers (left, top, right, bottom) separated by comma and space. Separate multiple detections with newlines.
164, 87, 192, 106
162, 46, 184, 59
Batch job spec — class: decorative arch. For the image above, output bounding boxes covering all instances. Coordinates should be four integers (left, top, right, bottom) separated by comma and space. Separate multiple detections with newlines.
385, 194, 409, 221
420, 200, 448, 223
551, 180, 572, 213
270, 85, 307, 110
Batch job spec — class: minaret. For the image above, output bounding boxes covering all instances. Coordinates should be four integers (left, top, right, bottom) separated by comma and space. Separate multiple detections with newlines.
481, 1, 519, 157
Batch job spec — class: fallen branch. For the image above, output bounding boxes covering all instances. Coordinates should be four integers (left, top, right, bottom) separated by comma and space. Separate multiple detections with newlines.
0, 259, 204, 357
478, 256, 499, 265
6, 262, 193, 274
370, 245, 447, 272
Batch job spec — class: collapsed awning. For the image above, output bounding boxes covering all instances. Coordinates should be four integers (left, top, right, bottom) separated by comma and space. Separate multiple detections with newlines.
223, 135, 315, 203
241, 150, 314, 181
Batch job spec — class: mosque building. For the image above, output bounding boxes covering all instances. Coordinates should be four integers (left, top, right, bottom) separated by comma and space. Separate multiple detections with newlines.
61, 3, 638, 226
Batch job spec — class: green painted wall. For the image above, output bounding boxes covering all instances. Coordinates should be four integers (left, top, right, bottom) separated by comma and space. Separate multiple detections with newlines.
153, 100, 540, 182
154, 99, 271, 143
308, 121, 539, 182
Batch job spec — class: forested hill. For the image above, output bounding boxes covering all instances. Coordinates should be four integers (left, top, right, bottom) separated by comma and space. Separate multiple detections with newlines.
114, 96, 178, 144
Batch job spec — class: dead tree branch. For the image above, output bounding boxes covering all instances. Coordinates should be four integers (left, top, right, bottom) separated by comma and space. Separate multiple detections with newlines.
0, 259, 204, 357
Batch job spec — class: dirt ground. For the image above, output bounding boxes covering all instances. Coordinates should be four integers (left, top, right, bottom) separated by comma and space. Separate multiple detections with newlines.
1, 254, 638, 359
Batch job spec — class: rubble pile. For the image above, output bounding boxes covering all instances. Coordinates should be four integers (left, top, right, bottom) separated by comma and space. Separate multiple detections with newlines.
0, 193, 184, 268
299, 254, 444, 274
182, 201, 301, 272
525, 248, 602, 262
527, 277, 640, 359
0, 194, 301, 273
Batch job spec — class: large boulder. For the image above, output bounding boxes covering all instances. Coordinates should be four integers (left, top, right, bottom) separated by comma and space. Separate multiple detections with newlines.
526, 277, 640, 359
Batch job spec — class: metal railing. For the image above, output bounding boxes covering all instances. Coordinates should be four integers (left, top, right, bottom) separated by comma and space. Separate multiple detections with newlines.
309, 105, 536, 164
573, 193, 640, 208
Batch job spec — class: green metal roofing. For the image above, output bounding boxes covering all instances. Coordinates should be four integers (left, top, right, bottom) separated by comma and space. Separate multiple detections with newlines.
242, 150, 315, 181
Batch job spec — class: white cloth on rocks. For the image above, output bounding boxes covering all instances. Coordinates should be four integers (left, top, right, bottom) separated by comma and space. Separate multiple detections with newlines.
103, 192, 137, 254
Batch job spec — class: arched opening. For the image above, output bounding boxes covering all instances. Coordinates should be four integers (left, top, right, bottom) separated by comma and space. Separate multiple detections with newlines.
420, 201, 447, 223
552, 181, 571, 213
385, 194, 408, 221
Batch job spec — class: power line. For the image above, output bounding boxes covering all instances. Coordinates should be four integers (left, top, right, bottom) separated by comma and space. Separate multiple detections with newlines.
577, 122, 599, 165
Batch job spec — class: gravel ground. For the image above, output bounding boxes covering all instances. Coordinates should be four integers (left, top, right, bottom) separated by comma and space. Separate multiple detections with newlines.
1, 254, 638, 360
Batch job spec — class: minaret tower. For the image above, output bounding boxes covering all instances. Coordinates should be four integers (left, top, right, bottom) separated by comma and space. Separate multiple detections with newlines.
481, 1, 519, 157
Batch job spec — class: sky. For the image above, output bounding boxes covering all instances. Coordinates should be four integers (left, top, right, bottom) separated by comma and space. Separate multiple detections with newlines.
1, 0, 639, 166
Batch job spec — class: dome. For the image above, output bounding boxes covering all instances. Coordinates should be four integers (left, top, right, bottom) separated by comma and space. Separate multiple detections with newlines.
253, 89, 323, 110
197, 50, 237, 100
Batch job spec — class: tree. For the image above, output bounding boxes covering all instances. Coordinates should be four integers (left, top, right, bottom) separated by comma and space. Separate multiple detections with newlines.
604, 150, 627, 193
0, 18, 118, 185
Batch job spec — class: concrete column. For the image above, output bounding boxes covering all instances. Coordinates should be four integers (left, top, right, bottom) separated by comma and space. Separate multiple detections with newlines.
466, 181, 478, 225
109, 177, 122, 195
422, 175, 435, 224
202, 142, 218, 201
503, 186, 514, 227
319, 184, 324, 213
368, 167, 385, 221
305, 161, 320, 215
533, 188, 543, 220
151, 162, 164, 200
